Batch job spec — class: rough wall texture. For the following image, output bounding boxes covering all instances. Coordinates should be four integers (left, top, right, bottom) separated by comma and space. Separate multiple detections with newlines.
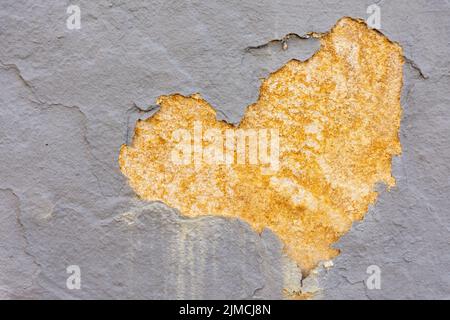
0, 0, 449, 299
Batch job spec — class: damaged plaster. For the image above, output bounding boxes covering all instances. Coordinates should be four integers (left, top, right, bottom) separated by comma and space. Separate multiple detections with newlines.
0, 0, 449, 299
119, 18, 403, 285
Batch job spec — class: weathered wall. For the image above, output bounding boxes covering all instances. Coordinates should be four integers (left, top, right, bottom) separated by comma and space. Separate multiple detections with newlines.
0, 0, 449, 299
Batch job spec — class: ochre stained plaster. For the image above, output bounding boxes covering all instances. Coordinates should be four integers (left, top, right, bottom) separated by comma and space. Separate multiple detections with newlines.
119, 18, 403, 273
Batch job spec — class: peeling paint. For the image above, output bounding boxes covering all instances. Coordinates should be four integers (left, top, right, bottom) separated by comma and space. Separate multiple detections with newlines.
119, 17, 403, 291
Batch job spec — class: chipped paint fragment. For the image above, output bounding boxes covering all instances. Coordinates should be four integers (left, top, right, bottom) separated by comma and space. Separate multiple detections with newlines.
119, 17, 403, 278
323, 260, 334, 269
115, 211, 139, 226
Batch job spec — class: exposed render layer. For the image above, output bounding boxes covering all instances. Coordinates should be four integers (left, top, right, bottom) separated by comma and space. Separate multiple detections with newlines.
119, 18, 403, 272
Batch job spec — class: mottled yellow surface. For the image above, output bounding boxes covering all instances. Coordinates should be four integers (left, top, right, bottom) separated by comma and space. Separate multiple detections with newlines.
119, 18, 403, 272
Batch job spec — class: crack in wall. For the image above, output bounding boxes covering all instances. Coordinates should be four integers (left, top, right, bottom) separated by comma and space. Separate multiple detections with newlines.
0, 188, 42, 295
0, 63, 121, 197
403, 56, 429, 79
244, 32, 316, 52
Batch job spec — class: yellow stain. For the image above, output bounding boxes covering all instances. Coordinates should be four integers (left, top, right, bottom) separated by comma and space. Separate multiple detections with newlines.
119, 18, 403, 274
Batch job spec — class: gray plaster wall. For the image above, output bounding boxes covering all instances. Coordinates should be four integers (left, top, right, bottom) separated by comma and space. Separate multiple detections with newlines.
0, 0, 449, 299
